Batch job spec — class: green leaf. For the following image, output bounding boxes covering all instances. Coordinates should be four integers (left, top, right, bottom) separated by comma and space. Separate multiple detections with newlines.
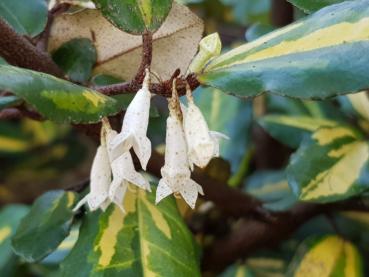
258, 115, 337, 148
52, 38, 97, 83
287, 0, 346, 13
0, 65, 122, 123
245, 170, 297, 212
288, 235, 363, 276
194, 86, 252, 172
0, 0, 48, 36
91, 74, 124, 87
12, 190, 77, 262
93, 0, 173, 34
287, 125, 369, 202
0, 57, 7, 64
199, 0, 369, 99
0, 205, 29, 276
220, 0, 271, 26
60, 188, 201, 276
0, 95, 22, 111
245, 23, 275, 42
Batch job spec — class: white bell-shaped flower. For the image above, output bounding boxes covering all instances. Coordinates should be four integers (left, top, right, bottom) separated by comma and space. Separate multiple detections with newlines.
156, 83, 203, 209
110, 70, 152, 170
182, 86, 228, 170
105, 119, 151, 212
73, 123, 112, 212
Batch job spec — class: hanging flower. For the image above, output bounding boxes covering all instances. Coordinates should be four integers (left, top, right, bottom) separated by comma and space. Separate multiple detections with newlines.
182, 85, 228, 170
73, 121, 112, 212
110, 70, 152, 170
105, 118, 151, 212
74, 117, 151, 213
156, 81, 204, 209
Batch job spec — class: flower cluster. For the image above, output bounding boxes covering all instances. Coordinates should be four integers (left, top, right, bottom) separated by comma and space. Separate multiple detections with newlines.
74, 71, 227, 213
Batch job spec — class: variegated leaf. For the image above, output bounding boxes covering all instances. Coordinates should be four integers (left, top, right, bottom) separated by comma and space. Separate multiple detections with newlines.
0, 205, 29, 276
60, 188, 200, 276
93, 0, 173, 34
259, 115, 337, 148
199, 0, 369, 100
0, 65, 122, 123
12, 190, 77, 262
346, 91, 369, 122
287, 125, 369, 202
289, 235, 363, 276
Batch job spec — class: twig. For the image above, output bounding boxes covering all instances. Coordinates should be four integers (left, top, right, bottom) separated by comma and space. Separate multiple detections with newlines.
133, 32, 153, 85
0, 107, 43, 121
96, 73, 200, 97
0, 18, 64, 77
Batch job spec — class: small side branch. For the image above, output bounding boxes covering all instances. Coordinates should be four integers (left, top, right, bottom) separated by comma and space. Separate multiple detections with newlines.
133, 32, 153, 85
96, 73, 200, 97
0, 18, 64, 78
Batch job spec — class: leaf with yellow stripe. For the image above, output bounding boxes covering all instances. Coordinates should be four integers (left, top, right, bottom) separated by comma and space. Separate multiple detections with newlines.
12, 190, 78, 262
0, 65, 122, 123
245, 170, 297, 212
0, 205, 29, 276
199, 0, 369, 100
258, 115, 337, 148
287, 125, 369, 202
60, 187, 201, 276
93, 0, 173, 34
288, 235, 363, 277
346, 91, 369, 122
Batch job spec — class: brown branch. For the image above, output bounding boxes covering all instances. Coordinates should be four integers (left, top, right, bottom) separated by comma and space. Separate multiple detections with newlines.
133, 32, 153, 85
96, 73, 200, 97
202, 198, 369, 272
0, 18, 64, 78
0, 107, 43, 121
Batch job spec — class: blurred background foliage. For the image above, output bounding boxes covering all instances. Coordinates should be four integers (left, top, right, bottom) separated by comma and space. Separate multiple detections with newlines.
2, 0, 369, 276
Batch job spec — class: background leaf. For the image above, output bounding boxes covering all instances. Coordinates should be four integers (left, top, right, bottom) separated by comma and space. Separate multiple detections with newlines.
245, 170, 297, 212
288, 235, 363, 276
12, 190, 77, 262
60, 188, 201, 276
199, 0, 369, 100
287, 126, 369, 202
287, 0, 346, 13
0, 0, 48, 36
52, 38, 97, 84
0, 205, 29, 276
0, 65, 122, 123
93, 0, 173, 34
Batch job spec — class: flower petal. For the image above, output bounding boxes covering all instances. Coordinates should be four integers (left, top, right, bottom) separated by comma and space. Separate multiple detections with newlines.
109, 179, 128, 213
156, 179, 174, 204
180, 179, 203, 209
110, 85, 152, 169
111, 152, 151, 191
74, 145, 112, 212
